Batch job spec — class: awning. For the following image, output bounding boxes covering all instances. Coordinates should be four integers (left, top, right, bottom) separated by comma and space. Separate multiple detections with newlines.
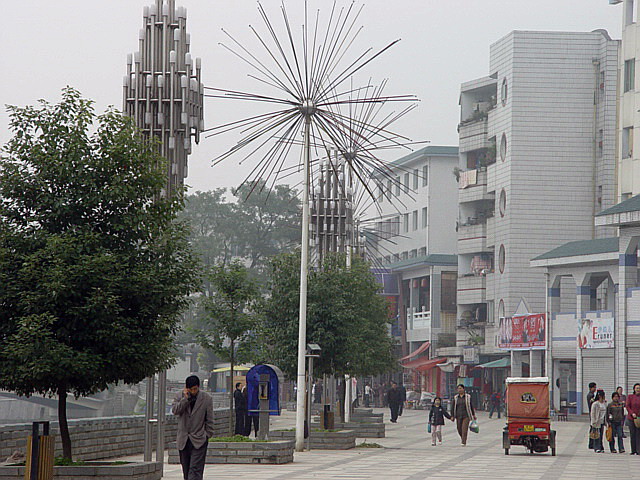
402, 357, 446, 372
399, 341, 430, 362
476, 358, 510, 369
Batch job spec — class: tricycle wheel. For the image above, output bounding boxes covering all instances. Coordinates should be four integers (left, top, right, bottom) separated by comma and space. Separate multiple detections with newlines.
504, 448, 509, 455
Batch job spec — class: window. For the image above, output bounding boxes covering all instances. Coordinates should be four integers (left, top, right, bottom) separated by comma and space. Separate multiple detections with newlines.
499, 189, 507, 217
623, 127, 634, 158
387, 179, 392, 197
404, 173, 410, 192
412, 210, 418, 230
393, 253, 400, 263
625, 59, 635, 93
422, 207, 428, 228
403, 213, 409, 233
392, 216, 400, 236
410, 249, 417, 259
500, 133, 507, 162
395, 177, 401, 195
384, 255, 391, 265
422, 165, 428, 186
501, 78, 508, 106
401, 251, 408, 261
413, 169, 419, 189
419, 247, 426, 256
498, 244, 506, 274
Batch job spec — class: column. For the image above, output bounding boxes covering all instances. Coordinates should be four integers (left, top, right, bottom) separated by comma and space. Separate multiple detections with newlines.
547, 275, 561, 409
529, 350, 543, 377
575, 274, 592, 414
510, 351, 523, 377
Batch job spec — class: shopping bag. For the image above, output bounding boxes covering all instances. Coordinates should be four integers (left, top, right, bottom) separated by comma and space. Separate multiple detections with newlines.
589, 427, 600, 440
605, 425, 613, 443
427, 423, 431, 433
469, 420, 479, 434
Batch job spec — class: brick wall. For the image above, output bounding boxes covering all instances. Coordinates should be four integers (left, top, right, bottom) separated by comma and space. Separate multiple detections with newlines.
0, 410, 230, 462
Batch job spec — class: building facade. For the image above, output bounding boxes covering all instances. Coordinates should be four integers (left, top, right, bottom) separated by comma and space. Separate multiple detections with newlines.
446, 30, 619, 381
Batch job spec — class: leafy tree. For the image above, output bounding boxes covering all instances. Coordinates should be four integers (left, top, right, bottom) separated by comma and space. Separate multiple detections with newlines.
0, 88, 200, 460
194, 261, 260, 432
255, 252, 396, 380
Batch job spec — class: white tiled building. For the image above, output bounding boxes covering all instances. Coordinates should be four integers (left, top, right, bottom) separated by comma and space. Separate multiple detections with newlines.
446, 30, 620, 377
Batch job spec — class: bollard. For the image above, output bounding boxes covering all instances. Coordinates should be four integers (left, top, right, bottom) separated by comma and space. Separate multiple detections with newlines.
24, 422, 54, 480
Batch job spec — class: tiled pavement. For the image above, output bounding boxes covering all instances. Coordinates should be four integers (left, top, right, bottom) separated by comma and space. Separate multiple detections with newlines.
122, 408, 640, 479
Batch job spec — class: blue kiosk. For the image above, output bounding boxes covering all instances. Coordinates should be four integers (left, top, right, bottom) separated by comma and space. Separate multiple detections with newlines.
246, 364, 284, 440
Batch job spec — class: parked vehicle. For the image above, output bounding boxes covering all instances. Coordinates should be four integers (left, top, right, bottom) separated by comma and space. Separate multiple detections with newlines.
503, 377, 556, 456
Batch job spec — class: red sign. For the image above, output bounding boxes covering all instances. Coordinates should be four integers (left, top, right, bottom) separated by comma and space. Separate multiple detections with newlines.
498, 314, 546, 350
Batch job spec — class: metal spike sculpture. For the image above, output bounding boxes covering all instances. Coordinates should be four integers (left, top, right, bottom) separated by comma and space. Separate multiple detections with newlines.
123, 0, 204, 193
207, 0, 416, 451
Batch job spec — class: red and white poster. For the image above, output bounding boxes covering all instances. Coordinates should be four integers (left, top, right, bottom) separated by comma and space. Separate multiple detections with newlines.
498, 314, 546, 350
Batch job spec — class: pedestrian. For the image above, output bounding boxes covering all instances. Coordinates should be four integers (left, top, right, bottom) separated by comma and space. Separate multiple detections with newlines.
450, 384, 476, 446
586, 382, 597, 449
386, 381, 402, 423
364, 383, 372, 408
428, 397, 451, 446
398, 383, 407, 416
243, 386, 259, 437
618, 386, 628, 438
171, 375, 214, 480
626, 383, 640, 455
488, 391, 501, 419
233, 382, 246, 435
607, 391, 625, 453
590, 389, 607, 453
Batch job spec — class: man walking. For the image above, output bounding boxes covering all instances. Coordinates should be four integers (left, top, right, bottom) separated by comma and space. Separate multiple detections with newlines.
233, 382, 246, 435
364, 383, 372, 408
489, 391, 501, 419
172, 375, 214, 480
386, 381, 403, 423
586, 382, 597, 449
450, 384, 476, 446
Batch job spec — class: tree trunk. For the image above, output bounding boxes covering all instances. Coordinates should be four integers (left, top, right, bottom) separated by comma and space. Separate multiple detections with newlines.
339, 377, 346, 423
58, 389, 72, 461
229, 339, 234, 436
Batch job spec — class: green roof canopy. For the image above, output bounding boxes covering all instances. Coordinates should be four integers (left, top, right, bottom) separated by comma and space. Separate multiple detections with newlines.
532, 237, 619, 261
596, 194, 640, 216
385, 254, 458, 271
476, 358, 510, 369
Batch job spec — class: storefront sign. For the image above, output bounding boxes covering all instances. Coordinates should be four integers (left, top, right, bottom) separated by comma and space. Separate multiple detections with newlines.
578, 317, 614, 349
498, 314, 546, 350
463, 346, 478, 364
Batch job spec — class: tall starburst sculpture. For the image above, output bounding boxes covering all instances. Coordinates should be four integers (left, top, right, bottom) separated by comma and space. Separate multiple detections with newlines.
207, 1, 416, 450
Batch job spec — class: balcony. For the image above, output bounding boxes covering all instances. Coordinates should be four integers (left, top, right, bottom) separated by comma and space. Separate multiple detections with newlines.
406, 307, 431, 343
459, 169, 494, 204
459, 118, 489, 153
457, 275, 486, 305
458, 222, 488, 255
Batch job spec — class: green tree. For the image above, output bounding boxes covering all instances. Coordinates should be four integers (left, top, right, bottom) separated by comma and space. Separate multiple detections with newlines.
0, 88, 200, 460
255, 252, 396, 380
194, 261, 260, 433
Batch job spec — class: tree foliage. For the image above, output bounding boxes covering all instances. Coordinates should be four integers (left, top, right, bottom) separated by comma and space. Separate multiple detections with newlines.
254, 252, 396, 379
0, 88, 200, 459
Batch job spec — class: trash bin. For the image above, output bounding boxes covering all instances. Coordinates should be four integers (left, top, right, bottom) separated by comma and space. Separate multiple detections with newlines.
25, 421, 54, 480
322, 405, 335, 430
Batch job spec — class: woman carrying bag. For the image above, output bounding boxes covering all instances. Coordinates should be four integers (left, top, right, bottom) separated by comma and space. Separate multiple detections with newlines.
428, 397, 451, 446
590, 390, 607, 453
626, 383, 640, 455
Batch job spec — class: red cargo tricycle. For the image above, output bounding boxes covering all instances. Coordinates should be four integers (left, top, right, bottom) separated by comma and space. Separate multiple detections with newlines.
503, 377, 556, 456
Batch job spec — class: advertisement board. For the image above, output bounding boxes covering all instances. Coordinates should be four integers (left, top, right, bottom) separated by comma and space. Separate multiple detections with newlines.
498, 314, 546, 350
578, 317, 614, 349
463, 346, 478, 364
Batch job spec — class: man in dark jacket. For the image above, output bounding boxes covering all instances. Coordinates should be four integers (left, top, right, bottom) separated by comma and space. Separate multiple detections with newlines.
489, 391, 501, 419
587, 382, 597, 449
386, 381, 403, 423
233, 382, 246, 435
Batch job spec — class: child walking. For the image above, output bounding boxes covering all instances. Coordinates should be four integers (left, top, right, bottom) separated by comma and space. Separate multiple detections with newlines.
429, 397, 451, 446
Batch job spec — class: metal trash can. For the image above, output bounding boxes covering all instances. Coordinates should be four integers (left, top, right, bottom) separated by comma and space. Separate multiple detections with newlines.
322, 405, 335, 430
25, 421, 54, 480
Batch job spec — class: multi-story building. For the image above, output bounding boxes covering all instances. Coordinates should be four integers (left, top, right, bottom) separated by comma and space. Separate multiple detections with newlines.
368, 146, 459, 392
444, 30, 619, 386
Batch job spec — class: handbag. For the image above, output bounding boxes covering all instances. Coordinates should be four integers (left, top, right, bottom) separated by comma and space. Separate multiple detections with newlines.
469, 419, 479, 434
427, 423, 432, 433
589, 427, 600, 440
605, 425, 613, 443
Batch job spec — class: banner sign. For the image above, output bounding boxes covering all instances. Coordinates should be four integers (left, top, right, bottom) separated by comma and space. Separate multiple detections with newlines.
578, 317, 614, 349
463, 346, 478, 364
498, 314, 546, 350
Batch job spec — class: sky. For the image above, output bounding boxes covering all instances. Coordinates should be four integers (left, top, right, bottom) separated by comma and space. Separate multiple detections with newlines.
0, 0, 623, 194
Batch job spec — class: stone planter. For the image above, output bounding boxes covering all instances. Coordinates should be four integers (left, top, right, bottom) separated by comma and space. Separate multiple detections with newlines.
311, 421, 385, 438
168, 440, 294, 465
0, 461, 161, 480
270, 429, 355, 450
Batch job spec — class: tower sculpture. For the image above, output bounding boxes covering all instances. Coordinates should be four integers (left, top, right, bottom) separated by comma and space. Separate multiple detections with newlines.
123, 0, 204, 193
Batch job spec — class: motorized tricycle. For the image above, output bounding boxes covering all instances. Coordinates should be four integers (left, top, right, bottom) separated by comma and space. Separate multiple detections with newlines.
503, 377, 556, 456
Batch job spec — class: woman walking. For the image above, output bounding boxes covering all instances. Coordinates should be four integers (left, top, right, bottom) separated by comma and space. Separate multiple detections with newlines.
607, 391, 625, 453
590, 390, 607, 453
626, 383, 640, 455
428, 397, 451, 446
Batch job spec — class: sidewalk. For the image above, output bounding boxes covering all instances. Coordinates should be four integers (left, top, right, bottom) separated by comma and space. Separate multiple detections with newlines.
120, 408, 640, 479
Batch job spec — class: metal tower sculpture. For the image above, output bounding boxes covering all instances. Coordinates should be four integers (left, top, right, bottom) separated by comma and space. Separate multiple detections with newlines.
122, 0, 204, 192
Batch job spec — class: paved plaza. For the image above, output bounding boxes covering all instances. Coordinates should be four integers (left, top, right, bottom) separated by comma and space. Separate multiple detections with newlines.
122, 408, 640, 479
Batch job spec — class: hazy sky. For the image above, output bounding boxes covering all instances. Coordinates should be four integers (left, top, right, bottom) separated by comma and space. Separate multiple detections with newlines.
0, 1, 623, 194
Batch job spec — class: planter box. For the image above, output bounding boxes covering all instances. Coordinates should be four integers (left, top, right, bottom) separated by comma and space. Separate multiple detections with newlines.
0, 461, 161, 480
270, 429, 355, 450
167, 440, 294, 465
312, 422, 385, 439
